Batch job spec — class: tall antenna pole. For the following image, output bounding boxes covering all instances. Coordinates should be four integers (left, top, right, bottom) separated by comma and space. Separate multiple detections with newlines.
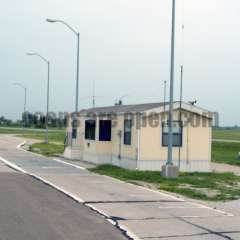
178, 65, 183, 168
178, 0, 185, 169
92, 79, 95, 108
180, 66, 183, 109
92, 96, 95, 108
167, 0, 176, 166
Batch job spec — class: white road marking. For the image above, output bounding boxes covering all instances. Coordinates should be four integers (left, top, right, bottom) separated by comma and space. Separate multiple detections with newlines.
53, 158, 86, 170
17, 141, 26, 149
0, 156, 27, 174
158, 206, 202, 209
41, 166, 60, 169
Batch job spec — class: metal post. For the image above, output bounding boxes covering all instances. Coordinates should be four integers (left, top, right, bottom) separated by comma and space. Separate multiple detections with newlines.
164, 80, 167, 112
26, 53, 50, 144
24, 88, 27, 114
180, 66, 183, 110
45, 62, 50, 144
76, 33, 80, 113
24, 87, 27, 127
92, 96, 95, 108
167, 0, 176, 166
178, 65, 183, 168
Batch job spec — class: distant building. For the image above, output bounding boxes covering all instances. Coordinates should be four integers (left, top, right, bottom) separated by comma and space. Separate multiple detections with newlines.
212, 112, 220, 128
64, 102, 212, 172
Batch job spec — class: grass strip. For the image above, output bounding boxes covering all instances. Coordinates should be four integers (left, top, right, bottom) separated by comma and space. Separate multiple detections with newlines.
29, 142, 64, 157
90, 164, 240, 201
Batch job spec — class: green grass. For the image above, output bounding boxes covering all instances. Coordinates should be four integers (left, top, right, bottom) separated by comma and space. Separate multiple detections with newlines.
29, 143, 64, 157
0, 127, 35, 135
0, 127, 66, 143
90, 164, 240, 201
213, 129, 240, 141
20, 132, 66, 144
212, 142, 240, 166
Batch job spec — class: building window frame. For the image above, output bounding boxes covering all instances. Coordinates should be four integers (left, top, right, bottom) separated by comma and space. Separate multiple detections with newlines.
85, 120, 96, 140
124, 119, 132, 145
162, 121, 183, 147
99, 120, 112, 141
72, 119, 78, 139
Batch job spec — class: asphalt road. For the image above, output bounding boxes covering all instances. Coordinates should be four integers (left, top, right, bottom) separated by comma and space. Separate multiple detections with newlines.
0, 162, 126, 240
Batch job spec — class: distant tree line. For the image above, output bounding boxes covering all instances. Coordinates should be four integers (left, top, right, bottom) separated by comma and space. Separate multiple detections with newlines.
22, 112, 67, 129
0, 116, 12, 126
0, 112, 67, 129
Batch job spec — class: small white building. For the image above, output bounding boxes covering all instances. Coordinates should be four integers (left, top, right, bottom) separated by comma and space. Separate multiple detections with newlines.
64, 102, 212, 172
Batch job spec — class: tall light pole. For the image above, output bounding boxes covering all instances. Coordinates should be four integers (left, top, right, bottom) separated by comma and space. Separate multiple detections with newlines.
46, 18, 80, 113
162, 0, 178, 178
163, 80, 167, 112
14, 83, 27, 128
167, 0, 176, 165
26, 53, 50, 144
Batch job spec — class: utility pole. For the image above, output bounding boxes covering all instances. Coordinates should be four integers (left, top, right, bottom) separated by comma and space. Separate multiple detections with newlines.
162, 0, 179, 178
27, 53, 50, 144
14, 83, 27, 129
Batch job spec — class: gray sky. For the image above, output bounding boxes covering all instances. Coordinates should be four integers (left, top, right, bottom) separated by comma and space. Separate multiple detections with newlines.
0, 0, 239, 126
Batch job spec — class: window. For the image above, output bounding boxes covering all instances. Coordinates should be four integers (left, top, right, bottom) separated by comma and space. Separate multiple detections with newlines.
85, 120, 96, 140
162, 121, 182, 147
124, 120, 132, 145
72, 119, 78, 139
99, 120, 111, 141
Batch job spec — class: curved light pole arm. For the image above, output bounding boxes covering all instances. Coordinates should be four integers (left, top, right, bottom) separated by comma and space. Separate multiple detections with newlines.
26, 53, 49, 64
46, 19, 78, 36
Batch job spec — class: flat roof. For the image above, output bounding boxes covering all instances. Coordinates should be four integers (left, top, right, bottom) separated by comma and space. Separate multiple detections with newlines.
80, 102, 169, 114
79, 102, 212, 119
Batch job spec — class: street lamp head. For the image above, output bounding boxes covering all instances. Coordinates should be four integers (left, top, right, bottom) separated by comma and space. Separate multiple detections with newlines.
46, 18, 78, 35
46, 18, 57, 23
13, 82, 26, 89
26, 52, 49, 64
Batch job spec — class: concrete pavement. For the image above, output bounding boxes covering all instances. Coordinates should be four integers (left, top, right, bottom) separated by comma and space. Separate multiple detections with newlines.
0, 135, 240, 240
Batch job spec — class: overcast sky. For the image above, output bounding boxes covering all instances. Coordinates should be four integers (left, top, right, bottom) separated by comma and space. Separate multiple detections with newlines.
0, 0, 239, 126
